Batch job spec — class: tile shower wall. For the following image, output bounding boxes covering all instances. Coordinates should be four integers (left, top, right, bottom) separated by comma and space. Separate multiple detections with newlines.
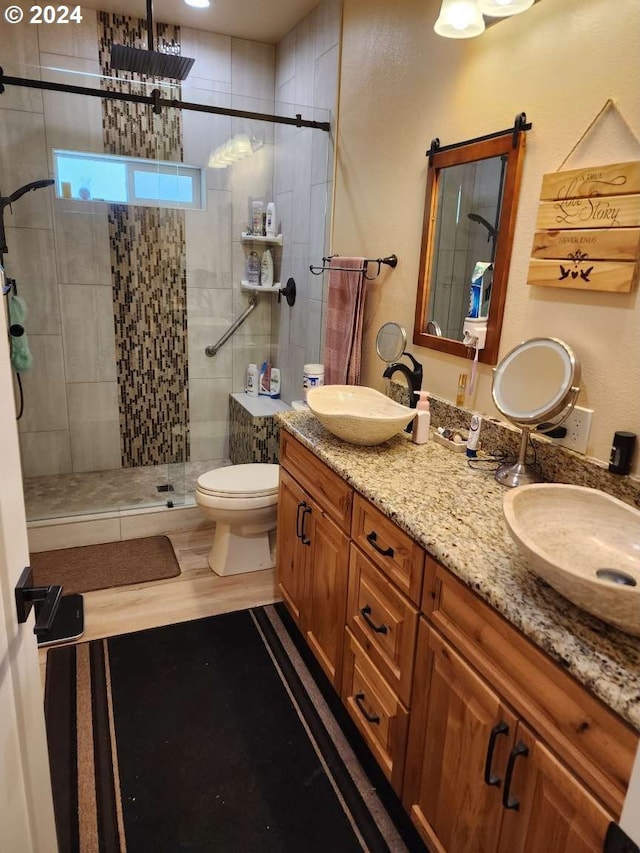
272, 0, 342, 404
98, 13, 189, 467
2, 3, 338, 478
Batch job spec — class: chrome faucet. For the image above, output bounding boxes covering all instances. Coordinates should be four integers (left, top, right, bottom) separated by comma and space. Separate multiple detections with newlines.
383, 354, 423, 430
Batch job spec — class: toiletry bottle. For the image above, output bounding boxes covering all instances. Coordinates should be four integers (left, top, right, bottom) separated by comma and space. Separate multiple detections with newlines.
246, 251, 260, 284
265, 202, 277, 238
260, 249, 274, 288
259, 361, 271, 395
251, 200, 265, 236
466, 413, 482, 457
246, 363, 259, 397
456, 372, 467, 407
412, 391, 431, 444
270, 367, 281, 398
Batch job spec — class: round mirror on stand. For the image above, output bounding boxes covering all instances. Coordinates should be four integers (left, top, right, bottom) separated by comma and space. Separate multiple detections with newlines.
492, 337, 581, 488
376, 322, 407, 363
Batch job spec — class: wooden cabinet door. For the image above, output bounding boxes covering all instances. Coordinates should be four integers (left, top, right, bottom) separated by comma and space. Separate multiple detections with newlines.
498, 721, 613, 853
305, 507, 349, 688
404, 623, 517, 853
276, 469, 310, 626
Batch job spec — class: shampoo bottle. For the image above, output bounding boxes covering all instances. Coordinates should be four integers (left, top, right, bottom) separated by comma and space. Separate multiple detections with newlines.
412, 391, 431, 444
265, 202, 277, 238
246, 251, 260, 284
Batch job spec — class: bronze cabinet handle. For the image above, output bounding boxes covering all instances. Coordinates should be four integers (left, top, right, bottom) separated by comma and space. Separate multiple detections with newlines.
300, 505, 312, 545
502, 741, 529, 810
484, 720, 509, 787
360, 604, 388, 635
354, 692, 380, 724
366, 530, 394, 558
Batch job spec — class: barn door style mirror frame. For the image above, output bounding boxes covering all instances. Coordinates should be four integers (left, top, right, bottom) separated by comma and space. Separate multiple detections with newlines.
413, 114, 531, 365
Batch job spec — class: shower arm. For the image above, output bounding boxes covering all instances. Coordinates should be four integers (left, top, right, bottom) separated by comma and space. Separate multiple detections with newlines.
205, 294, 258, 358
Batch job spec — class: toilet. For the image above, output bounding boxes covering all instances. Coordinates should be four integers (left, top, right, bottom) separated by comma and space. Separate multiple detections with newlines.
194, 463, 279, 576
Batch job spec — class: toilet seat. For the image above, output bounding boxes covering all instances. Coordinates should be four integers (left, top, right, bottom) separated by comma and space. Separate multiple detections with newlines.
196, 463, 279, 499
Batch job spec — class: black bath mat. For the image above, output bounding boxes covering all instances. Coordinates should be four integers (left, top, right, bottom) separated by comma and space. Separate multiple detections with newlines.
44, 606, 414, 852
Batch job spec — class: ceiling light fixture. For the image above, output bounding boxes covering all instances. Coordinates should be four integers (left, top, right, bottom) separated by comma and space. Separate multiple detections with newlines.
434, 0, 485, 39
184, 0, 211, 8
477, 0, 534, 16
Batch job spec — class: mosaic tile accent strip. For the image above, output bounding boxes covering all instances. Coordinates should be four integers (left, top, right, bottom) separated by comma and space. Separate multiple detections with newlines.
389, 380, 640, 508
229, 395, 281, 465
99, 12, 188, 467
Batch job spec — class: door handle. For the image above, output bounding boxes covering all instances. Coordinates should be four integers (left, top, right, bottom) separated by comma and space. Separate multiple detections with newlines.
300, 505, 312, 545
354, 692, 380, 724
15, 566, 63, 636
502, 741, 529, 810
360, 604, 388, 635
366, 531, 394, 558
484, 720, 509, 787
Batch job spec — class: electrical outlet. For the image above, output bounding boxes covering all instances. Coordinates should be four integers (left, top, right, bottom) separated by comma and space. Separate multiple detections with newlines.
550, 405, 593, 454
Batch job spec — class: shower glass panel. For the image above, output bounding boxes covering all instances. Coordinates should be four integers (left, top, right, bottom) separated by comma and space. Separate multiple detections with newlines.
2, 39, 333, 524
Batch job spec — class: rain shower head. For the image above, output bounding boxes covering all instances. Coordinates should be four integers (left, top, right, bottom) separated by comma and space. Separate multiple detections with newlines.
111, 44, 195, 81
110, 0, 195, 81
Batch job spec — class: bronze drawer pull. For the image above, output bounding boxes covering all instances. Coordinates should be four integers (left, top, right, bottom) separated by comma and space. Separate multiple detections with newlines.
502, 741, 529, 810
354, 692, 380, 724
360, 604, 388, 635
366, 530, 394, 558
484, 720, 509, 787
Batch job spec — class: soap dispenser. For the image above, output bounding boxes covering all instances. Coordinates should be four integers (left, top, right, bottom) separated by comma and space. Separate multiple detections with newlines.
412, 391, 430, 444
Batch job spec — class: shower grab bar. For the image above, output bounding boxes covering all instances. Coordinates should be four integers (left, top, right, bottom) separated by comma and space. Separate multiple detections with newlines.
205, 294, 258, 358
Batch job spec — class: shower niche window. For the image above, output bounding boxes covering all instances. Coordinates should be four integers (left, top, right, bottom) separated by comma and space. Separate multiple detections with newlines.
53, 149, 205, 209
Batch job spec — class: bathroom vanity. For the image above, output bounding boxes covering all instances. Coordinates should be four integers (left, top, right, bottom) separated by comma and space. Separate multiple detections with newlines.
275, 412, 639, 852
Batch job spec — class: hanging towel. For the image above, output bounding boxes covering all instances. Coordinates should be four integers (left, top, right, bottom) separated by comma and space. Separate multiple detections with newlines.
324, 257, 367, 386
9, 294, 33, 372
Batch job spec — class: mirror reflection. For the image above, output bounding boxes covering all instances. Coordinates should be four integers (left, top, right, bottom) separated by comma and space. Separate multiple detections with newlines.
375, 322, 407, 363
428, 155, 504, 341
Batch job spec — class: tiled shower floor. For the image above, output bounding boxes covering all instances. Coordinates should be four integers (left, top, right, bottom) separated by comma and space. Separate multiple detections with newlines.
23, 458, 230, 522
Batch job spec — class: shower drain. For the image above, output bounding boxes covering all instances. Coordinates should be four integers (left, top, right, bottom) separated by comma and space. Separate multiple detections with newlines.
595, 568, 637, 587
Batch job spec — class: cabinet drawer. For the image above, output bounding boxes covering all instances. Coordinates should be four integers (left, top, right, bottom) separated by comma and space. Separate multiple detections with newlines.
431, 565, 637, 817
280, 431, 353, 532
342, 629, 409, 794
347, 544, 418, 706
351, 494, 424, 604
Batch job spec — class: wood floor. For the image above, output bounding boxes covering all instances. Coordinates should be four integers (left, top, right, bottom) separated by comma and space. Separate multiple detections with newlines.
39, 526, 281, 684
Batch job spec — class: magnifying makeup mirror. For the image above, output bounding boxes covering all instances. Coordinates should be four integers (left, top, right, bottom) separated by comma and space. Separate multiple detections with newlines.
376, 322, 407, 363
492, 337, 580, 487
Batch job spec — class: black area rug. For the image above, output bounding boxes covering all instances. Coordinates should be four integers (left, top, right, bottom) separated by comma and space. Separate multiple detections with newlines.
45, 606, 415, 853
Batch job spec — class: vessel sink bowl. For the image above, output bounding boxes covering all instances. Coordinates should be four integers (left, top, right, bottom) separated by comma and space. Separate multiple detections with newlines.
503, 484, 640, 635
306, 385, 416, 446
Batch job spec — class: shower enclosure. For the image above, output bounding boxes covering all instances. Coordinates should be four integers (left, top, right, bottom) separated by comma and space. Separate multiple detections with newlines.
0, 4, 339, 523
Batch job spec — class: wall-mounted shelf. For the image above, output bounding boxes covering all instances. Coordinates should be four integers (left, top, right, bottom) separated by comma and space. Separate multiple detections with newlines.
240, 281, 281, 293
241, 232, 283, 246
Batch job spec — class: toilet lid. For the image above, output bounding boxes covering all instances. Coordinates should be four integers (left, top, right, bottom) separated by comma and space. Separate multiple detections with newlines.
197, 463, 280, 498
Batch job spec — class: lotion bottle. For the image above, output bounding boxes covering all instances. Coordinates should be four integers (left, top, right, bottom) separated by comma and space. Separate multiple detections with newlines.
246, 363, 259, 397
412, 391, 431, 444
260, 249, 274, 287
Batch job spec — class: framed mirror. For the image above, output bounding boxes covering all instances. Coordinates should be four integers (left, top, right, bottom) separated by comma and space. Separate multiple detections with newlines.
413, 117, 529, 365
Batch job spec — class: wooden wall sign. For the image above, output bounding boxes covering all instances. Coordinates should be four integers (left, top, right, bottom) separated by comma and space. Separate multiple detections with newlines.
528, 160, 640, 292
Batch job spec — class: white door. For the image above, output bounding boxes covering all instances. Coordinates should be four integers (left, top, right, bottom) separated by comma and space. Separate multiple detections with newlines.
0, 273, 57, 852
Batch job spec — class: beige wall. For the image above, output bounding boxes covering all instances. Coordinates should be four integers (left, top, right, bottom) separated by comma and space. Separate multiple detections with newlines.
333, 0, 640, 472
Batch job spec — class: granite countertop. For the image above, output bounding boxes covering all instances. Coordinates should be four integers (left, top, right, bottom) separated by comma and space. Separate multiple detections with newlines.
277, 411, 640, 732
